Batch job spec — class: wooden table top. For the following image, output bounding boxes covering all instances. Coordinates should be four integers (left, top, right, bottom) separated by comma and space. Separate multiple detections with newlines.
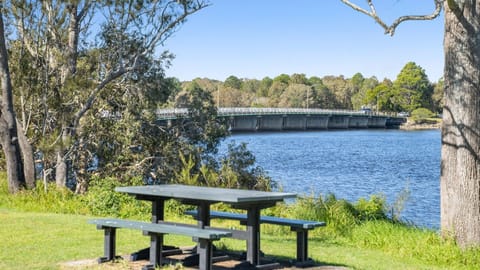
115, 184, 296, 204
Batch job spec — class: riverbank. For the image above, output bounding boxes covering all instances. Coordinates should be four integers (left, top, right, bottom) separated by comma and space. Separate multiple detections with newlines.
400, 118, 442, 130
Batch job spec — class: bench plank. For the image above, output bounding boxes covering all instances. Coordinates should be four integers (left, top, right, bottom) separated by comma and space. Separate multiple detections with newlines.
89, 218, 231, 270
89, 218, 231, 240
185, 210, 326, 229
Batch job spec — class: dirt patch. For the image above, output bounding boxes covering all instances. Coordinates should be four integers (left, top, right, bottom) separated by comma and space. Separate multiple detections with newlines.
60, 250, 351, 270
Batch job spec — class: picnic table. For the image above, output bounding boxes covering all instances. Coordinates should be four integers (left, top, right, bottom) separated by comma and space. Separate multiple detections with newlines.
114, 184, 297, 266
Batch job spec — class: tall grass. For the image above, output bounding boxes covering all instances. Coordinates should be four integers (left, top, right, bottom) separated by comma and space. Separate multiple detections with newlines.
351, 221, 480, 269
1, 173, 480, 269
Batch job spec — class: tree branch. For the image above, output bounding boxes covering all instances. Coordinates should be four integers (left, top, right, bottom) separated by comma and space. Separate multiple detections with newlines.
340, 0, 443, 36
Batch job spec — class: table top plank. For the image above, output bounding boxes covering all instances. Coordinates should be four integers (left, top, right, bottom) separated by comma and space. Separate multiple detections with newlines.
115, 184, 296, 205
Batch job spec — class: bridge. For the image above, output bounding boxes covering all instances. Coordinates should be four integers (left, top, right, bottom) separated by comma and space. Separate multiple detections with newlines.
155, 107, 406, 132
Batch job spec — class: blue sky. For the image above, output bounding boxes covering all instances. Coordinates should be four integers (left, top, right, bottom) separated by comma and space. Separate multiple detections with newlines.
163, 0, 444, 82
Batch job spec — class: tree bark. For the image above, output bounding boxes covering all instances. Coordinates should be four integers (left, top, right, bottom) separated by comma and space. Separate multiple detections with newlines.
16, 120, 35, 188
441, 1, 480, 247
0, 8, 26, 193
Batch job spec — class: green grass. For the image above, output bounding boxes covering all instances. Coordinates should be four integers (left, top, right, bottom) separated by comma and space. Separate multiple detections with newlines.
1, 174, 479, 270
1, 208, 479, 270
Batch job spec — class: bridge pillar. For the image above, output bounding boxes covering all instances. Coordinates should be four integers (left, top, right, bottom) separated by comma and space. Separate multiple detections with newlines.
348, 116, 369, 128
367, 117, 387, 128
283, 115, 307, 130
327, 116, 349, 129
305, 115, 329, 129
257, 115, 283, 131
230, 116, 258, 131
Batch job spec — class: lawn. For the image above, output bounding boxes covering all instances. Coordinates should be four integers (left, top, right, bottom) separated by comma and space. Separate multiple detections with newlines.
1, 208, 477, 270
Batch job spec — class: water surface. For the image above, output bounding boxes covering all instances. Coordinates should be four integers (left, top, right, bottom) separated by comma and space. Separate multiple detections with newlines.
220, 130, 441, 229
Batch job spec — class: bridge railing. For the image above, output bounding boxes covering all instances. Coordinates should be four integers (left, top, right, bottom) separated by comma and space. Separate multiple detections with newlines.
155, 107, 392, 120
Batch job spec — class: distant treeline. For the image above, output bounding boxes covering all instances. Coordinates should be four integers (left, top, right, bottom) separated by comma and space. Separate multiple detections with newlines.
181, 61, 443, 114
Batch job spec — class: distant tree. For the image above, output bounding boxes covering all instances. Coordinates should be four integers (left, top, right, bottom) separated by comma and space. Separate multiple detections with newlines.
307, 76, 323, 86
322, 75, 351, 109
351, 72, 365, 87
191, 78, 221, 94
290, 73, 308, 84
258, 77, 273, 97
278, 84, 313, 108
267, 81, 288, 105
219, 86, 251, 107
224, 75, 243, 89
273, 73, 291, 85
365, 83, 396, 112
351, 76, 379, 110
314, 83, 338, 109
393, 62, 433, 111
241, 79, 260, 94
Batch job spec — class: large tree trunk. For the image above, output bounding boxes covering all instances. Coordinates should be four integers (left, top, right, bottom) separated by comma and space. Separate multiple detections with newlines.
17, 121, 35, 188
441, 1, 480, 247
0, 9, 26, 193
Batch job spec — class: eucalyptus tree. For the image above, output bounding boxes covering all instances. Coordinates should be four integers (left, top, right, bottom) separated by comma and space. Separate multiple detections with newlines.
5, 0, 209, 190
341, 0, 480, 247
0, 6, 34, 193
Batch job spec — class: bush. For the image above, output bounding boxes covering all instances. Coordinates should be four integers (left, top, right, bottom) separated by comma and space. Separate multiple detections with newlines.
269, 193, 391, 237
355, 195, 387, 221
85, 176, 150, 219
410, 108, 437, 124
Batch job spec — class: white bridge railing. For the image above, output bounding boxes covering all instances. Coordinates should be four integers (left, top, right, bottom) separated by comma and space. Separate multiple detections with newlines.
155, 107, 390, 120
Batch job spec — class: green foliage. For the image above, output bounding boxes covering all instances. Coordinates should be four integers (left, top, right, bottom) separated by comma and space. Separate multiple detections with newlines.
411, 108, 437, 124
84, 177, 150, 219
273, 73, 291, 85
265, 193, 389, 237
356, 195, 388, 221
173, 142, 275, 191
188, 61, 438, 113
224, 75, 243, 89
218, 142, 275, 191
393, 62, 433, 110
5, 0, 209, 192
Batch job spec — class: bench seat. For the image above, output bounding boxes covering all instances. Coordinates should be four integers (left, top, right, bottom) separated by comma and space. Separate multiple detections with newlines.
185, 210, 325, 229
185, 210, 325, 265
89, 218, 231, 270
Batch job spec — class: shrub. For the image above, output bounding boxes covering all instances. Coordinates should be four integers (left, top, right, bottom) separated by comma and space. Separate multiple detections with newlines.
410, 108, 437, 124
84, 176, 150, 219
355, 195, 387, 221
279, 193, 390, 237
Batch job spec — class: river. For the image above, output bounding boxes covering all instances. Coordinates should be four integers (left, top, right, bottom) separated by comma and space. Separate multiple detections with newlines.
220, 129, 441, 229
